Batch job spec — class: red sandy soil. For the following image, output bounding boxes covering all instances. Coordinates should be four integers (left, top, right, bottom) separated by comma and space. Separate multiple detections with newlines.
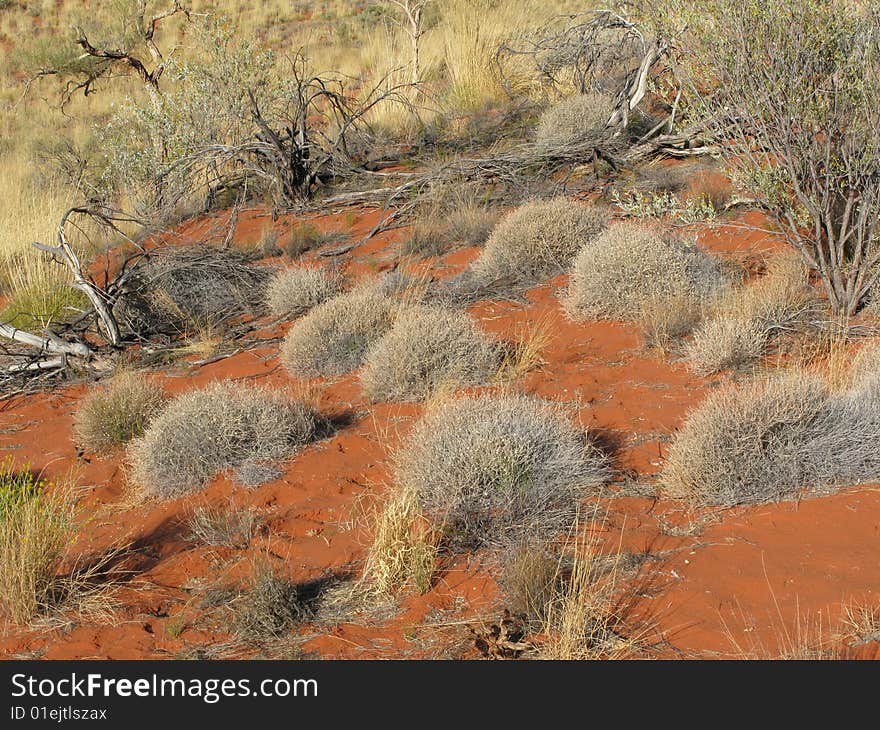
2, 201, 879, 661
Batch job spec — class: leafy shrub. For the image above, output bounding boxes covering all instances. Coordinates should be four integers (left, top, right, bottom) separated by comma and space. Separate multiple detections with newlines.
662, 367, 880, 506
360, 305, 501, 401
393, 393, 610, 546
280, 285, 398, 378
535, 93, 614, 151
563, 221, 726, 321
73, 372, 166, 451
471, 198, 607, 285
129, 383, 323, 498
265, 266, 342, 319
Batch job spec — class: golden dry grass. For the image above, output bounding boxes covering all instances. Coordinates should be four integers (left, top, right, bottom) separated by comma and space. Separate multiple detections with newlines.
360, 487, 439, 596
0, 460, 75, 624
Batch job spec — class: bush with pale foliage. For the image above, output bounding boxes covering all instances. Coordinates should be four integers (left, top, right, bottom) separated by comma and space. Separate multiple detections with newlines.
280, 285, 398, 378
393, 392, 610, 546
662, 364, 880, 506
535, 93, 615, 151
265, 266, 341, 319
74, 372, 165, 451
129, 383, 323, 498
360, 306, 501, 401
470, 198, 607, 285
564, 221, 725, 321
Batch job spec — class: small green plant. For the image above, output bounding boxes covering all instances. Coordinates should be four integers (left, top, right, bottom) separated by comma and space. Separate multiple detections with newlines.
611, 188, 718, 223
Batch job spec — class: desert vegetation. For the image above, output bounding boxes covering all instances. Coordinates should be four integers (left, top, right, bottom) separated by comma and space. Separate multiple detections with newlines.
129, 383, 324, 498
360, 305, 502, 401
392, 392, 610, 547
1, 0, 880, 663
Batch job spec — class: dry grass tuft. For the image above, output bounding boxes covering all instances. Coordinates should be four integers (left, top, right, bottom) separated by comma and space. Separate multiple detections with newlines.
280, 285, 398, 378
685, 253, 818, 374
495, 315, 555, 382
129, 383, 323, 499
500, 543, 560, 629
393, 392, 611, 547
535, 93, 614, 152
564, 221, 726, 321
187, 503, 259, 548
265, 266, 342, 319
638, 292, 702, 355
232, 558, 315, 643
0, 461, 75, 624
400, 200, 502, 258
662, 364, 880, 506
73, 372, 166, 451
360, 305, 502, 402
535, 520, 641, 660
684, 316, 769, 374
471, 198, 607, 286
361, 488, 439, 596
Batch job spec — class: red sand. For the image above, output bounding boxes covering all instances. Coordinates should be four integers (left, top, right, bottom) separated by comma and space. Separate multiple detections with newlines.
2, 204, 878, 660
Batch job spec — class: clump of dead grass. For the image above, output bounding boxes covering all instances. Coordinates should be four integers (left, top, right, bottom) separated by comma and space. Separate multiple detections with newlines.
187, 502, 259, 548
685, 253, 819, 374
280, 284, 399, 378
535, 93, 614, 152
129, 383, 323, 499
232, 558, 316, 643
360, 488, 439, 596
662, 362, 880, 506
115, 246, 271, 337
564, 221, 726, 321
535, 525, 639, 660
265, 266, 342, 319
638, 292, 703, 355
0, 460, 75, 624
360, 305, 502, 402
470, 198, 607, 286
400, 200, 502, 258
684, 316, 769, 374
73, 372, 166, 451
393, 392, 611, 547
